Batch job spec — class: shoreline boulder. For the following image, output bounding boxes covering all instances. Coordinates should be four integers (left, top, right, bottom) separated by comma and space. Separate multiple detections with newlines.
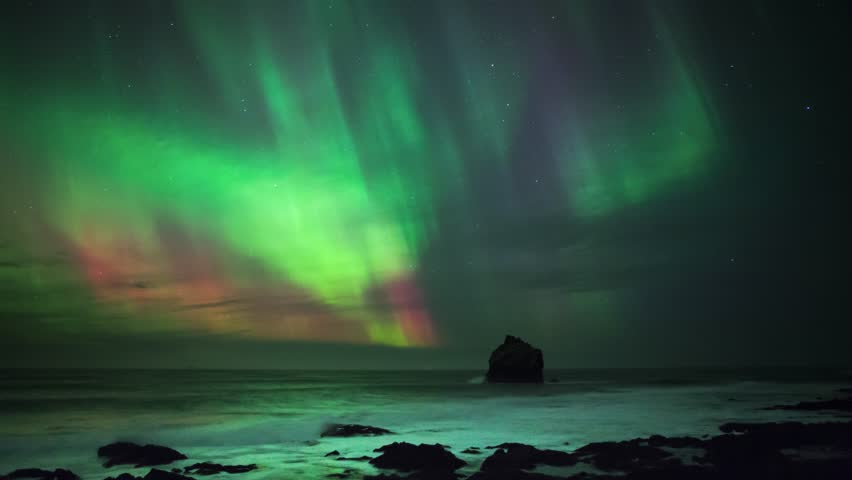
321, 424, 393, 438
183, 463, 256, 475
97, 442, 187, 468
4, 469, 79, 480
369, 442, 466, 473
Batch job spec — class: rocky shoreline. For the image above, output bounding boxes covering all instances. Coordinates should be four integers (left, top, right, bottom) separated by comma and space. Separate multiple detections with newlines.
3, 396, 852, 480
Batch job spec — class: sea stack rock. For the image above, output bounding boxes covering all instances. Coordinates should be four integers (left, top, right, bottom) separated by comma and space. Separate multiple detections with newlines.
486, 335, 544, 383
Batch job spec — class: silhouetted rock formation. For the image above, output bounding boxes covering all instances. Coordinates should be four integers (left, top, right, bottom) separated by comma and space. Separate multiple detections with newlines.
470, 420, 852, 479
324, 450, 340, 457
764, 397, 852, 412
4, 469, 79, 480
325, 470, 354, 479
104, 474, 140, 480
365, 473, 460, 480
485, 335, 543, 383
321, 424, 393, 437
97, 442, 187, 468
481, 443, 576, 471
369, 442, 466, 474
103, 469, 194, 480
468, 470, 563, 480
183, 463, 256, 475
142, 469, 193, 480
572, 439, 678, 471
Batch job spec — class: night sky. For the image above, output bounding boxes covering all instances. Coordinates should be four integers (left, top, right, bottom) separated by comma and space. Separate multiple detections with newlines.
0, 0, 847, 369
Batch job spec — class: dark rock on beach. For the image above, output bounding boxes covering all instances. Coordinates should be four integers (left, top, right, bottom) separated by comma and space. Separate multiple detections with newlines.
468, 470, 565, 480
687, 422, 852, 478
325, 450, 340, 457
572, 439, 677, 471
365, 472, 461, 480
98, 442, 187, 468
326, 470, 356, 479
4, 469, 79, 480
370, 442, 466, 473
102, 468, 194, 480
764, 397, 852, 413
183, 463, 257, 475
468, 418, 852, 479
104, 470, 193, 480
715, 421, 852, 450
486, 335, 544, 383
481, 443, 575, 471
645, 434, 705, 449
321, 424, 393, 437
104, 474, 141, 480
142, 469, 194, 480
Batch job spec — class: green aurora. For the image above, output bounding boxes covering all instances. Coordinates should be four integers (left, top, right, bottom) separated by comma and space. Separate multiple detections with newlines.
1, 1, 842, 368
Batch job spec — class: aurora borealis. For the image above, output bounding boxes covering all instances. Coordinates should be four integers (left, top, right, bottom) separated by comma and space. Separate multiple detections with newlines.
0, 1, 846, 368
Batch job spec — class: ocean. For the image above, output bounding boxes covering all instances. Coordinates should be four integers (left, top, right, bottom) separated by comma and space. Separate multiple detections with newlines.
1, 368, 850, 479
